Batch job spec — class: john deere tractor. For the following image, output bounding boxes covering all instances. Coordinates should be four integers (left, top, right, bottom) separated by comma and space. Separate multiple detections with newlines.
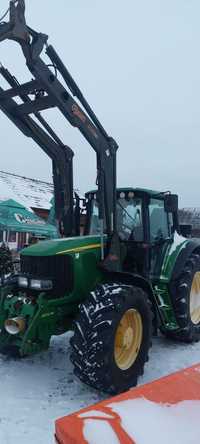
0, 1, 200, 394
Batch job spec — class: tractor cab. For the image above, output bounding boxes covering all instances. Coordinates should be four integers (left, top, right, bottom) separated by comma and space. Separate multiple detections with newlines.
85, 188, 178, 279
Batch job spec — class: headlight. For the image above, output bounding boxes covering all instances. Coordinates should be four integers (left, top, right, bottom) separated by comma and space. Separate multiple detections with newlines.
18, 276, 28, 288
30, 279, 53, 291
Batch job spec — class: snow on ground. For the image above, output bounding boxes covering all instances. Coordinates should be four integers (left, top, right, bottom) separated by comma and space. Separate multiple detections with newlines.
0, 332, 200, 443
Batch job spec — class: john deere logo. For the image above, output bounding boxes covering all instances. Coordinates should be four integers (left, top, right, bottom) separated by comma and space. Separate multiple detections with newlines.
14, 213, 45, 225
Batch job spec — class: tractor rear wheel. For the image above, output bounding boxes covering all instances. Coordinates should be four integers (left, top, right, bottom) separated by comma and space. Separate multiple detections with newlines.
167, 253, 200, 342
70, 283, 152, 394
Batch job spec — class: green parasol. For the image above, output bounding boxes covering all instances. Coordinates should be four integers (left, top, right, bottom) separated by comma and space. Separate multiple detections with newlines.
0, 199, 58, 238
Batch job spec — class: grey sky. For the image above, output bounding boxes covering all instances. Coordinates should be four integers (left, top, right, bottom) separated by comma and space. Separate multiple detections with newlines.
0, 0, 200, 207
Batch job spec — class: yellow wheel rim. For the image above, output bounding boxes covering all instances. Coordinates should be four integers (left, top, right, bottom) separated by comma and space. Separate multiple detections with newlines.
114, 309, 143, 371
190, 272, 200, 325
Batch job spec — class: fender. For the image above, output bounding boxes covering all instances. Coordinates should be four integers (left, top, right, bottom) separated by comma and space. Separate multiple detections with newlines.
104, 270, 154, 299
159, 232, 200, 283
170, 239, 200, 282
103, 270, 158, 333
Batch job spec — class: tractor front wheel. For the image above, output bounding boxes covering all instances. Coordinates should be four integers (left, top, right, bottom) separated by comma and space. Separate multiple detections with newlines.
70, 283, 152, 394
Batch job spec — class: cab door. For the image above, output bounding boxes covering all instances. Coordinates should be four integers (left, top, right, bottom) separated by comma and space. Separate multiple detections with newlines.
117, 194, 150, 276
148, 198, 173, 280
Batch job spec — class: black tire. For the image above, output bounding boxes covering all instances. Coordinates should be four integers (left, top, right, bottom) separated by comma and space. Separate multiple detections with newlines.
70, 283, 152, 394
166, 253, 200, 342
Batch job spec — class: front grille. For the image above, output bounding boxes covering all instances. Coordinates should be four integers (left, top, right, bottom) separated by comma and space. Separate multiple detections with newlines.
21, 254, 73, 295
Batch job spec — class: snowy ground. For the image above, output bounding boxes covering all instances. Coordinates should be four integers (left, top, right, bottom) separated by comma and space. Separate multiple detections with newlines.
0, 332, 200, 443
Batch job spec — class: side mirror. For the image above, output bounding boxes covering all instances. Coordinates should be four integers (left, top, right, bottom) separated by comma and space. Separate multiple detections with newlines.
164, 194, 178, 213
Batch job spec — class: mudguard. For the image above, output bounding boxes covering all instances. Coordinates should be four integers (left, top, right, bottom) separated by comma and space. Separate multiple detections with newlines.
159, 232, 200, 283
170, 239, 200, 281
105, 270, 154, 301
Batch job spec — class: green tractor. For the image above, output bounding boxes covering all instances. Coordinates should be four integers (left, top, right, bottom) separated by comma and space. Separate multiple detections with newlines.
1, 186, 200, 394
0, 2, 200, 395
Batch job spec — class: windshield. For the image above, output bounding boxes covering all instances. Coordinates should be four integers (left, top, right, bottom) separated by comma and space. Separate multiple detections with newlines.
89, 196, 143, 241
89, 200, 103, 235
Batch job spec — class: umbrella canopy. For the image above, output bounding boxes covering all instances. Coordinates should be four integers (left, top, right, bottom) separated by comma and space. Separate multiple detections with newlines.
0, 199, 58, 238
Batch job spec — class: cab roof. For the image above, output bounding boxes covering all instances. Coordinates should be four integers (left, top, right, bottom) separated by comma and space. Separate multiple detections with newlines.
85, 187, 167, 198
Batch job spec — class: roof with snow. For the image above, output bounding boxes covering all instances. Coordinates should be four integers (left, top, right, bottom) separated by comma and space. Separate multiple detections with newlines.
0, 170, 53, 210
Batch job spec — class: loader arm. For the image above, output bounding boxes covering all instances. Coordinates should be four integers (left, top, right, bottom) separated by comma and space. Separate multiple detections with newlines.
0, 1, 118, 246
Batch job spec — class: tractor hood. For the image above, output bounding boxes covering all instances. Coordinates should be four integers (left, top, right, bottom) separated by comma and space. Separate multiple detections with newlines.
21, 235, 105, 257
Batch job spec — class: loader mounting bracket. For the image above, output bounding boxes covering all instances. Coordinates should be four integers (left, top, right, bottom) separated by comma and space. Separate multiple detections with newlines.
0, 0, 48, 60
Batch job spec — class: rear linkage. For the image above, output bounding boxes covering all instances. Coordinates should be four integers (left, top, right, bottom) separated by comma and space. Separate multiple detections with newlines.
0, 1, 119, 265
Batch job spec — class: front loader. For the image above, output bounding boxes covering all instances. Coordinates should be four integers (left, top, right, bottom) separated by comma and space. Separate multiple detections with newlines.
0, 1, 200, 394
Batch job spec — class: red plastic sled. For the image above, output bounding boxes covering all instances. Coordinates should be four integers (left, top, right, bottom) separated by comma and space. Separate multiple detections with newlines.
55, 364, 200, 444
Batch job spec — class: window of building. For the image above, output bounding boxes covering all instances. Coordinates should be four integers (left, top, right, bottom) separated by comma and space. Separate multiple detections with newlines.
8, 231, 17, 242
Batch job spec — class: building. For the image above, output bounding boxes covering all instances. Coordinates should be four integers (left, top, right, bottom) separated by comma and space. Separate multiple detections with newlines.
0, 170, 53, 220
0, 171, 54, 250
179, 208, 200, 237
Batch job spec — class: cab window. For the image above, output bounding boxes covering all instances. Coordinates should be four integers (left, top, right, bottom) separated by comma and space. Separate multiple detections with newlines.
89, 196, 143, 241
117, 197, 143, 241
89, 200, 102, 235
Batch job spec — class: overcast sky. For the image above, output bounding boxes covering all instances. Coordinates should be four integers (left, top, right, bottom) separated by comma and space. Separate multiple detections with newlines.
0, 0, 200, 207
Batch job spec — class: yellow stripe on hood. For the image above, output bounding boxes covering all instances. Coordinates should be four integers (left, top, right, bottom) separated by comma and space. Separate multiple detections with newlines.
56, 243, 101, 255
